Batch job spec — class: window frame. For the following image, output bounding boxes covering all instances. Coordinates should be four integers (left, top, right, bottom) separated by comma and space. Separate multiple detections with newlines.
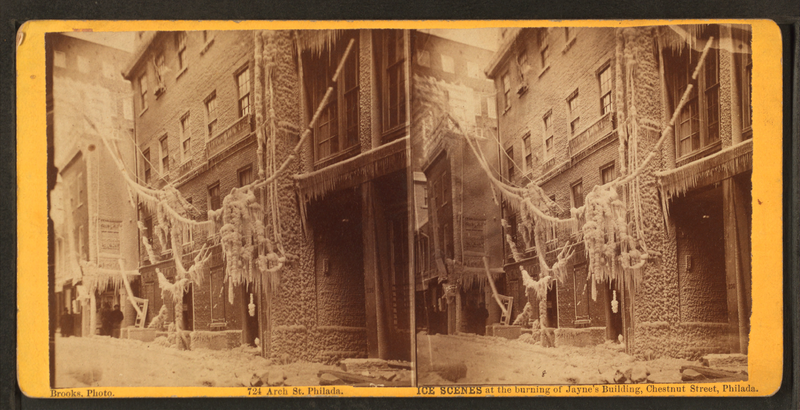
567, 89, 580, 135
502, 73, 511, 111
382, 30, 407, 139
542, 110, 554, 160
235, 65, 252, 118
179, 113, 191, 164
570, 179, 584, 209
176, 32, 188, 72
598, 63, 613, 116
238, 164, 253, 188
505, 146, 515, 182
142, 148, 152, 184
667, 30, 721, 161
308, 32, 361, 165
522, 132, 533, 173
138, 73, 148, 113
208, 181, 221, 212
182, 198, 194, 245
600, 162, 616, 185
204, 91, 218, 139
159, 134, 170, 174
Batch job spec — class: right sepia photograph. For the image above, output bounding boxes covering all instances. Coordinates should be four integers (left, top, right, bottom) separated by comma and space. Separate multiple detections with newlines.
411, 24, 753, 386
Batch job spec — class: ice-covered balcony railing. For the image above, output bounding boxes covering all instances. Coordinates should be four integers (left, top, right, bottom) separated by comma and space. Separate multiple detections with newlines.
206, 115, 253, 159
569, 111, 616, 158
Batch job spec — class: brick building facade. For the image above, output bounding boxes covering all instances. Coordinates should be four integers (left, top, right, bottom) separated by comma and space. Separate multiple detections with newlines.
123, 29, 412, 363
410, 32, 503, 337
485, 25, 753, 359
50, 33, 137, 338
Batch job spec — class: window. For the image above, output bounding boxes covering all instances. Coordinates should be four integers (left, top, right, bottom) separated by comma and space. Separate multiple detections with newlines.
54, 50, 66, 68
740, 30, 752, 133
143, 149, 151, 184
180, 114, 191, 163
487, 95, 497, 119
506, 147, 515, 182
423, 187, 428, 208
309, 33, 360, 162
384, 30, 406, 134
238, 165, 253, 187
467, 61, 481, 79
236, 68, 251, 118
205, 92, 217, 137
571, 180, 584, 208
182, 198, 193, 244
517, 48, 528, 79
601, 162, 616, 184
543, 111, 554, 159
539, 30, 550, 69
417, 50, 430, 67
440, 54, 455, 73
77, 172, 85, 208
208, 182, 221, 211
138, 74, 148, 112
502, 73, 511, 111
154, 53, 166, 94
598, 65, 613, 115
123, 99, 133, 120
77, 56, 89, 73
666, 28, 720, 159
176, 32, 187, 71
567, 89, 580, 135
78, 225, 85, 260
102, 62, 115, 79
523, 133, 533, 172
160, 135, 169, 173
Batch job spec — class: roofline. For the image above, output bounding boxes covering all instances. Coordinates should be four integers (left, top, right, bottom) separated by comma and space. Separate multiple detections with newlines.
121, 31, 160, 80
484, 28, 522, 79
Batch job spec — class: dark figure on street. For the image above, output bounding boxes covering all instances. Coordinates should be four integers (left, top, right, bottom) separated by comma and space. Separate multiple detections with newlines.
99, 303, 112, 336
60, 307, 73, 337
110, 304, 124, 338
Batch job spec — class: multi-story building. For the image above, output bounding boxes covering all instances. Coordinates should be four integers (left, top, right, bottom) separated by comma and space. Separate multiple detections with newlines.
50, 33, 137, 337
123, 29, 412, 363
411, 32, 502, 337
485, 24, 753, 359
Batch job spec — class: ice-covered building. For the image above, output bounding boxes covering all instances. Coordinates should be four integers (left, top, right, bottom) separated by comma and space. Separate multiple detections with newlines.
484, 25, 753, 358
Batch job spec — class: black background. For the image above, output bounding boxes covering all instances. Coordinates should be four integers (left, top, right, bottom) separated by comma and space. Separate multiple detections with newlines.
2, 0, 798, 409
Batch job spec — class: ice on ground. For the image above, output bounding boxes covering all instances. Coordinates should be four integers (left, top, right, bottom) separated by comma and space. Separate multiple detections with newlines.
53, 335, 337, 388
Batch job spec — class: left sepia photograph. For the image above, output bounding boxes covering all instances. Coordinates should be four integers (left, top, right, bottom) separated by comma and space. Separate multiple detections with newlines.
46, 29, 414, 388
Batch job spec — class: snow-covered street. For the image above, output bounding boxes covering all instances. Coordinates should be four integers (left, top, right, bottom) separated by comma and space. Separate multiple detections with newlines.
416, 333, 696, 386
54, 335, 339, 388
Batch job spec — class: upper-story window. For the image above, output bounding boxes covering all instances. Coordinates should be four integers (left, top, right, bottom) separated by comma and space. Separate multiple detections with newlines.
208, 182, 221, 211
159, 135, 170, 173
502, 73, 511, 111
180, 113, 191, 163
308, 32, 360, 164
138, 74, 148, 112
598, 64, 613, 115
205, 91, 217, 137
736, 27, 753, 136
236, 67, 251, 118
238, 165, 253, 187
440, 54, 455, 74
143, 149, 152, 184
570, 180, 584, 209
523, 132, 533, 172
505, 147, 515, 182
54, 50, 66, 68
154, 53, 166, 96
517, 48, 529, 79
176, 32, 188, 71
666, 27, 720, 159
601, 162, 616, 184
77, 56, 90, 73
567, 89, 580, 135
383, 30, 407, 137
467, 61, 481, 79
543, 110, 554, 159
539, 30, 550, 69
417, 50, 430, 67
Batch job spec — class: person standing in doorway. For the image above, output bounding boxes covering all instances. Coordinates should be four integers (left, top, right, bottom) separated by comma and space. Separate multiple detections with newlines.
110, 304, 124, 338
